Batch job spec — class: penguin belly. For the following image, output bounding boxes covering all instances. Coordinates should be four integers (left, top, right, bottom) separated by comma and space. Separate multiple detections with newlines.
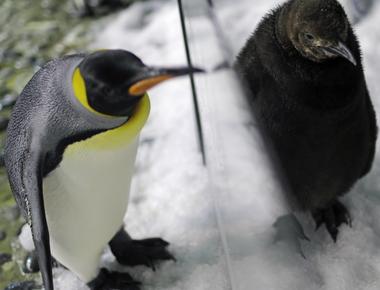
43, 133, 139, 282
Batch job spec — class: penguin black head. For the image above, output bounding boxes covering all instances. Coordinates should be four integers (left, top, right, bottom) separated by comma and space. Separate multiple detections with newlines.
77, 49, 203, 117
277, 0, 356, 65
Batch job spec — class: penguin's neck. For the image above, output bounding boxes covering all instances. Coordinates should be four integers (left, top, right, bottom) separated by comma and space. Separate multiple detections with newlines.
275, 3, 299, 57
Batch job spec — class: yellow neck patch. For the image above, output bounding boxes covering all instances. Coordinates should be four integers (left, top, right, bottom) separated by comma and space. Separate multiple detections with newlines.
65, 93, 150, 153
72, 68, 113, 118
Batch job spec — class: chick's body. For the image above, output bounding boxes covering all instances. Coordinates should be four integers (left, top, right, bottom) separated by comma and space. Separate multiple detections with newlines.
236, 0, 377, 237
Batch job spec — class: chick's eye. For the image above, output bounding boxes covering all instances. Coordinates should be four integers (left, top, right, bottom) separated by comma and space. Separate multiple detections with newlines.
304, 33, 315, 41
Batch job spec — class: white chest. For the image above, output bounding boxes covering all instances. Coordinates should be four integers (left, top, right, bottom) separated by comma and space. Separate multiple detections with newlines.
43, 136, 139, 281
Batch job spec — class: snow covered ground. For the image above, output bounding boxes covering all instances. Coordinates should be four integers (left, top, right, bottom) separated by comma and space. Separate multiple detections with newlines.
19, 0, 380, 289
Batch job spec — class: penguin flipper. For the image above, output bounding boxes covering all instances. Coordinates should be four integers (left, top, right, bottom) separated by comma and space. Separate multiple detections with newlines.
88, 268, 141, 290
6, 146, 54, 290
23, 151, 54, 290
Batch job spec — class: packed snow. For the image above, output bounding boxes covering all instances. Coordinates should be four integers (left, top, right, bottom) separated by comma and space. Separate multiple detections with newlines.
18, 0, 380, 289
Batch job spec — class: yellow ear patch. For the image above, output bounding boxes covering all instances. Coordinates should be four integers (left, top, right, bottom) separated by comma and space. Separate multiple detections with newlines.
72, 68, 113, 117
129, 75, 173, 96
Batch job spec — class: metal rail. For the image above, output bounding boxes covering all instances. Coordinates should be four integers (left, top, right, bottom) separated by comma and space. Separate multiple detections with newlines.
177, 0, 207, 165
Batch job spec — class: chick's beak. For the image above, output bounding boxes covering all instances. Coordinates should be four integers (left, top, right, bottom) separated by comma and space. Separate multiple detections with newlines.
128, 66, 204, 96
321, 42, 357, 66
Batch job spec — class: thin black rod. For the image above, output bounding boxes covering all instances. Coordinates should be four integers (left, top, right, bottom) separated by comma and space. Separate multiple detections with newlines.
177, 0, 207, 165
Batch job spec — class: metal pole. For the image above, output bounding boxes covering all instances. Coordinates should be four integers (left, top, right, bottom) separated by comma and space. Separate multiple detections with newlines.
177, 0, 207, 165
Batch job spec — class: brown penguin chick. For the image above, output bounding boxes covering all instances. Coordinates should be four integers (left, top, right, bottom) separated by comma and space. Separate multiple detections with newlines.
236, 0, 377, 242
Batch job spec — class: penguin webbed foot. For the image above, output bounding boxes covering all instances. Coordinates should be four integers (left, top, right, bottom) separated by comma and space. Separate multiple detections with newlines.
114, 237, 175, 270
109, 228, 175, 271
88, 268, 140, 290
312, 200, 352, 242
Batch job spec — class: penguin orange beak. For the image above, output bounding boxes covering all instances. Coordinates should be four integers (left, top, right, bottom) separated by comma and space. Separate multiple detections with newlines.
320, 42, 357, 66
128, 66, 204, 96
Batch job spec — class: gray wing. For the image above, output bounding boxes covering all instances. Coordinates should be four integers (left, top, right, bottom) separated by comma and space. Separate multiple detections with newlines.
5, 128, 53, 290
3, 56, 78, 290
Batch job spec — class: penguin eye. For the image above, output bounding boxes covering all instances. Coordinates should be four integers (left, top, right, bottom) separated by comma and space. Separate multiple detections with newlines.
100, 86, 112, 96
304, 33, 315, 42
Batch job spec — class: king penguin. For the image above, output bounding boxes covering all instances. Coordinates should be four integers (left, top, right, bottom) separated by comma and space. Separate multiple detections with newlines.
4, 49, 203, 290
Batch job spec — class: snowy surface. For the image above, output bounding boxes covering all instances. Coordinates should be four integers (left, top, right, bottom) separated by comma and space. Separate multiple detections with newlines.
19, 0, 380, 289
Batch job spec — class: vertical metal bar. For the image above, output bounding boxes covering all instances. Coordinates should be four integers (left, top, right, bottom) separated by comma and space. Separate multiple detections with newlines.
177, 0, 207, 166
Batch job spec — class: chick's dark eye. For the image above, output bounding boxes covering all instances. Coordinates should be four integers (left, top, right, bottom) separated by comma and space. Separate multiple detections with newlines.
304, 33, 315, 41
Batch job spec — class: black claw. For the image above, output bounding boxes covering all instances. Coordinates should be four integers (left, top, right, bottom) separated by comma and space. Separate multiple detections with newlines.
327, 227, 338, 242
333, 201, 352, 228
147, 259, 156, 271
312, 200, 351, 242
313, 212, 324, 230
326, 226, 338, 243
